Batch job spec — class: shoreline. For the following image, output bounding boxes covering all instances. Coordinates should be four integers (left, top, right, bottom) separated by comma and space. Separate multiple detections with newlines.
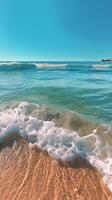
0, 140, 111, 200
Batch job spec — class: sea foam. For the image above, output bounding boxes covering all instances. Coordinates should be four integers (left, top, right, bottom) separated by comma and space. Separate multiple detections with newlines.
0, 62, 68, 70
0, 61, 20, 66
92, 64, 112, 69
33, 63, 68, 68
0, 61, 112, 70
0, 102, 112, 191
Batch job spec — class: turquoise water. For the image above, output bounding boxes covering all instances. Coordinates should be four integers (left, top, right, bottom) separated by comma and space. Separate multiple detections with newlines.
0, 61, 112, 124
0, 61, 112, 191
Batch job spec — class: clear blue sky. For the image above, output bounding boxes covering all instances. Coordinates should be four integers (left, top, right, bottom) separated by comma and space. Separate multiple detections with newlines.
0, 0, 112, 61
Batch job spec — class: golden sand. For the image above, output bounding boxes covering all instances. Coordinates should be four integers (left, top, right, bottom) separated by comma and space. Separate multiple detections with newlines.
0, 140, 111, 200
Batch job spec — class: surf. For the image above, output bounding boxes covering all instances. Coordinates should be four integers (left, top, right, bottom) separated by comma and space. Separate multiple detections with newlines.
0, 101, 112, 191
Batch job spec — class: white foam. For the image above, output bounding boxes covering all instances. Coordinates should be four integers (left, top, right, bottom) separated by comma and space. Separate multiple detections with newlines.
0, 62, 20, 66
92, 64, 112, 69
0, 62, 68, 69
34, 63, 68, 68
0, 102, 112, 191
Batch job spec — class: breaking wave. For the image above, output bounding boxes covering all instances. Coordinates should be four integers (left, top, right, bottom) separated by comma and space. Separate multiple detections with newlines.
33, 63, 68, 68
92, 64, 112, 70
0, 62, 68, 69
0, 61, 20, 67
0, 102, 112, 191
0, 61, 112, 71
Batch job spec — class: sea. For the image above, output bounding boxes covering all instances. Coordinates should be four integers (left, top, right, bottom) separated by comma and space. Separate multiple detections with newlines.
0, 61, 112, 191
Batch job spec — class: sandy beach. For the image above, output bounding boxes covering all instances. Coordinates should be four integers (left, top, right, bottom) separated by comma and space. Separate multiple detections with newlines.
0, 139, 111, 200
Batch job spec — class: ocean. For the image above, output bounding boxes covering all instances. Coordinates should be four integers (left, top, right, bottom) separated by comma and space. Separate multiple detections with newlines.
0, 61, 112, 191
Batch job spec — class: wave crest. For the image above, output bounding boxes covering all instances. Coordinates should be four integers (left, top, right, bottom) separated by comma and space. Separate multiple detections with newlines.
92, 64, 112, 69
0, 62, 68, 70
0, 61, 112, 70
0, 61, 20, 66
34, 63, 68, 68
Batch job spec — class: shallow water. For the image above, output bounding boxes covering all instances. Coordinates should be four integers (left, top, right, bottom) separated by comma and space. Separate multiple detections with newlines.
0, 61, 112, 191
0, 61, 112, 123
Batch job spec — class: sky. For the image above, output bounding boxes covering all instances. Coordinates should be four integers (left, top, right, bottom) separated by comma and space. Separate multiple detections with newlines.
0, 0, 112, 61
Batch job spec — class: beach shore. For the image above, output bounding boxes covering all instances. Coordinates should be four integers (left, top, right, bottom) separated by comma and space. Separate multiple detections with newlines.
0, 140, 111, 200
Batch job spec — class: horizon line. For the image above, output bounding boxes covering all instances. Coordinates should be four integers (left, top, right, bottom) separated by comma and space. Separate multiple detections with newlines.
0, 59, 101, 62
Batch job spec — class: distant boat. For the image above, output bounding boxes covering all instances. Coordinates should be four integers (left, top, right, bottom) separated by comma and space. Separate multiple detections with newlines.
101, 58, 112, 62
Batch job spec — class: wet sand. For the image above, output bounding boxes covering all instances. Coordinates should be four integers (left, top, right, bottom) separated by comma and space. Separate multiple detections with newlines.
0, 140, 111, 200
